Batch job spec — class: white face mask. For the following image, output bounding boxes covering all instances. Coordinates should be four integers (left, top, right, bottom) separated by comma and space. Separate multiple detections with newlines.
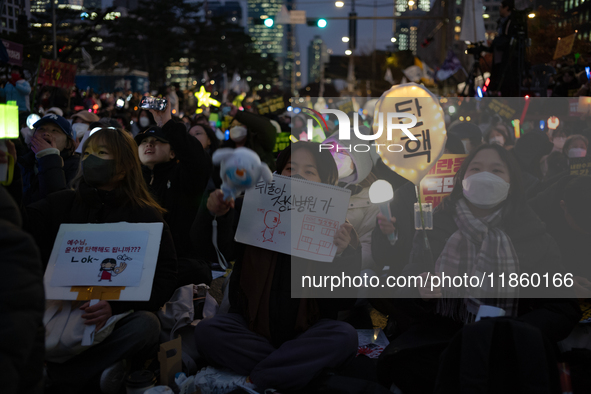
462, 171, 510, 209
139, 117, 150, 128
230, 126, 247, 141
489, 136, 505, 146
334, 153, 354, 179
553, 137, 566, 149
568, 148, 587, 158
72, 123, 89, 139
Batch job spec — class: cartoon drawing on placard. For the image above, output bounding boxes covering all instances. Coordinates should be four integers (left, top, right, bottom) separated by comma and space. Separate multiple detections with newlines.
262, 210, 281, 243
98, 258, 128, 282
296, 215, 338, 256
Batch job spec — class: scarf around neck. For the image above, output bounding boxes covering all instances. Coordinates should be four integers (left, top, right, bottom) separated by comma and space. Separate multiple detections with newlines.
434, 198, 520, 323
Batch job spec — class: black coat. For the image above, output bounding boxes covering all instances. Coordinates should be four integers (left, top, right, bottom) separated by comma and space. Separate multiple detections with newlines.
192, 196, 361, 347
142, 120, 212, 259
529, 175, 591, 279
398, 199, 580, 343
21, 182, 178, 316
18, 150, 81, 206
0, 186, 45, 394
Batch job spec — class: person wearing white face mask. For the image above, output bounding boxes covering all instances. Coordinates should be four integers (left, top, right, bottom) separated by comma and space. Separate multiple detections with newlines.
562, 134, 588, 160
382, 143, 580, 393
484, 124, 512, 150
219, 103, 277, 171
71, 110, 100, 143
137, 109, 156, 133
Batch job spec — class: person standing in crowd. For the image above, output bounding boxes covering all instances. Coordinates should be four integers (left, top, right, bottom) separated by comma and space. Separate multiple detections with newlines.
324, 132, 378, 274
448, 122, 483, 154
529, 175, 591, 298
18, 114, 80, 206
552, 69, 581, 97
540, 127, 568, 178
188, 119, 219, 157
71, 110, 101, 144
0, 174, 45, 394
137, 109, 157, 133
484, 123, 513, 149
529, 176, 591, 353
563, 134, 588, 161
487, 0, 521, 97
11, 127, 178, 394
379, 144, 580, 393
0, 66, 31, 112
136, 106, 212, 286
221, 104, 277, 171
192, 142, 359, 393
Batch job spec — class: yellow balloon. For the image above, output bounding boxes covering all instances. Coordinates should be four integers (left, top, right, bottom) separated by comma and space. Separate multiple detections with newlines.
372, 83, 447, 185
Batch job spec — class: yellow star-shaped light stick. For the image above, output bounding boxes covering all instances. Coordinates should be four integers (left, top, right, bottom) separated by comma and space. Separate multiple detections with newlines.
194, 86, 221, 108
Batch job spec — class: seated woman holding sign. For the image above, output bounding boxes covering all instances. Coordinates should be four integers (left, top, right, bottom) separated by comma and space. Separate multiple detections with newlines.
191, 141, 361, 393
377, 143, 580, 393
16, 126, 178, 393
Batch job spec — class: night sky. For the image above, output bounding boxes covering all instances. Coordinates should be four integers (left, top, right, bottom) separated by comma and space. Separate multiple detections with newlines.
102, 0, 398, 86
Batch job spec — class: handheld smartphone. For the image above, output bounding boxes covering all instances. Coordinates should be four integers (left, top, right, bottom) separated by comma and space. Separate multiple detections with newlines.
139, 96, 168, 111
586, 67, 590, 81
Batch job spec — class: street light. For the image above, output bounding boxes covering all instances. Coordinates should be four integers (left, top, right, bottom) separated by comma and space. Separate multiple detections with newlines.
335, 1, 344, 7
345, 49, 352, 55
528, 13, 535, 18
390, 37, 397, 42
342, 36, 350, 42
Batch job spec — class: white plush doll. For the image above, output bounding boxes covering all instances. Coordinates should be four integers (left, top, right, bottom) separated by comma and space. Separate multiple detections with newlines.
212, 147, 273, 201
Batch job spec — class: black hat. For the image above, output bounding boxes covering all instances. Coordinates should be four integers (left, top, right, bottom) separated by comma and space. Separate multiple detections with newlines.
134, 126, 169, 145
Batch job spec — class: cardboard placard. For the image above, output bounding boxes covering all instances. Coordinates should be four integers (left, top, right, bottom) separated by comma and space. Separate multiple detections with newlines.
235, 175, 351, 262
554, 33, 576, 60
257, 96, 286, 116
38, 59, 77, 89
1, 39, 23, 66
44, 223, 163, 301
420, 154, 467, 208
487, 99, 517, 120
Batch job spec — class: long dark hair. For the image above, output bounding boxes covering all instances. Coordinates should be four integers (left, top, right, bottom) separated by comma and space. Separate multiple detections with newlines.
189, 119, 220, 154
439, 143, 526, 219
72, 127, 166, 214
276, 141, 338, 185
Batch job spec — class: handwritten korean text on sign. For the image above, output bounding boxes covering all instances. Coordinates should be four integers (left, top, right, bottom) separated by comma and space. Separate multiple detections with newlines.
235, 175, 351, 262
420, 154, 467, 208
50, 231, 149, 287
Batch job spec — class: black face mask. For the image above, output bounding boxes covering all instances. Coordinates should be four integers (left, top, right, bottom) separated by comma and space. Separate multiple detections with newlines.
82, 154, 117, 186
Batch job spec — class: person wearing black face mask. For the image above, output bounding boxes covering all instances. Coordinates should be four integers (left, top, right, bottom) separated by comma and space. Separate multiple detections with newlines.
9, 127, 178, 394
81, 153, 118, 187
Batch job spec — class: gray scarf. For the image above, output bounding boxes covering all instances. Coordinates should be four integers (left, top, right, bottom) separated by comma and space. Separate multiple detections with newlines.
435, 198, 519, 323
